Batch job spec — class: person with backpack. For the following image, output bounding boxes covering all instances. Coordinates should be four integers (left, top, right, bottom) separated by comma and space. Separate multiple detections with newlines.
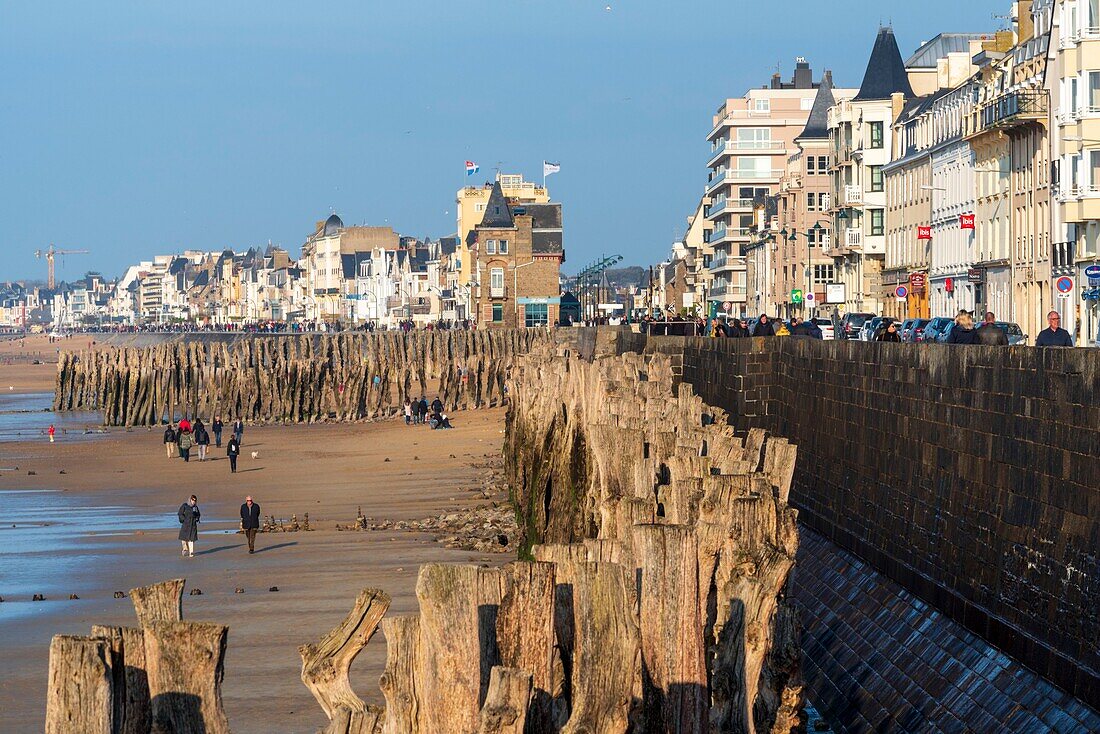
177, 427, 194, 462
194, 422, 210, 461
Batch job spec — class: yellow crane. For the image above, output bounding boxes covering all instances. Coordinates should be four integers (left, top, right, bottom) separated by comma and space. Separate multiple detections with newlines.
34, 244, 90, 289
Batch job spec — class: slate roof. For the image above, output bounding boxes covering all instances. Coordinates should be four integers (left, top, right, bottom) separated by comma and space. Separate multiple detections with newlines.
478, 180, 515, 229
438, 236, 459, 256
796, 71, 835, 141
524, 203, 562, 229
905, 33, 988, 69
323, 213, 344, 237
854, 27, 914, 101
532, 232, 563, 255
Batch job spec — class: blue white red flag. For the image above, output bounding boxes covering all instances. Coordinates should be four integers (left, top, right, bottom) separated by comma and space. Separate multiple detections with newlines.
465, 160, 479, 176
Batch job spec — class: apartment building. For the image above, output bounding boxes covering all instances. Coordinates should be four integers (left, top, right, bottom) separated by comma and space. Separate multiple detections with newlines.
828, 27, 915, 315
300, 215, 401, 322
469, 181, 564, 328
774, 73, 857, 318
1051, 0, 1100, 344
705, 59, 824, 316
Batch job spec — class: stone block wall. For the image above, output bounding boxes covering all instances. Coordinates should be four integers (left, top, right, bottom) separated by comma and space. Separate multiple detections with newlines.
639, 335, 1100, 709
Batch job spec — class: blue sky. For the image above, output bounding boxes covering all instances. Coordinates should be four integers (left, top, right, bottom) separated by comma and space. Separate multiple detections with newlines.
0, 1, 1002, 281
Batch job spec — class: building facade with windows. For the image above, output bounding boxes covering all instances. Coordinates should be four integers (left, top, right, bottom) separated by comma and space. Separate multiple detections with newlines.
469, 181, 564, 328
704, 58, 825, 316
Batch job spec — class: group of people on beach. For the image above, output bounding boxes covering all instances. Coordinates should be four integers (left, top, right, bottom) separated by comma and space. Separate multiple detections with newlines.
403, 396, 453, 429
164, 416, 245, 472
177, 493, 262, 557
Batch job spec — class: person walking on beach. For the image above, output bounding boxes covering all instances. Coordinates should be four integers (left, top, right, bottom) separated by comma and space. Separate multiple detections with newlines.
232, 418, 244, 445
227, 434, 241, 473
48, 424, 55, 443
418, 397, 429, 425
164, 423, 178, 458
212, 416, 224, 447
178, 495, 200, 557
240, 495, 260, 554
404, 399, 413, 425
177, 426, 193, 462
194, 421, 210, 461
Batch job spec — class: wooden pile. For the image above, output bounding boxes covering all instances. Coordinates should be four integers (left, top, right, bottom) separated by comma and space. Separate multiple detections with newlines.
54, 330, 549, 426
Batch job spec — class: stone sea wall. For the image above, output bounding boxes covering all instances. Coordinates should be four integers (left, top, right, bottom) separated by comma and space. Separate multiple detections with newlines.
54, 330, 551, 425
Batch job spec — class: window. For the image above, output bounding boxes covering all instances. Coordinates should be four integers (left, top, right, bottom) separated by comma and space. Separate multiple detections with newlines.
818, 155, 829, 172
813, 264, 835, 283
807, 192, 817, 211
1090, 71, 1100, 110
737, 128, 772, 149
870, 165, 884, 192
870, 121, 884, 148
736, 156, 771, 176
475, 203, 486, 212
752, 98, 770, 113
486, 239, 497, 254
801, 97, 814, 110
492, 303, 503, 322
870, 209, 885, 236
807, 157, 818, 175
499, 239, 509, 254
490, 267, 505, 297
524, 303, 548, 327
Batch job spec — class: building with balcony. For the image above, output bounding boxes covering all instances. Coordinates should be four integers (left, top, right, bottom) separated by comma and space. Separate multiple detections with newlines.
774, 72, 857, 318
968, 3, 1051, 340
828, 26, 915, 315
469, 180, 564, 328
705, 58, 825, 316
1050, 0, 1100, 344
300, 214, 400, 322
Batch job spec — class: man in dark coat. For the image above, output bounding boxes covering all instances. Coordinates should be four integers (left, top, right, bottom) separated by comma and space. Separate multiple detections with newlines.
178, 495, 200, 557
418, 397, 429, 424
164, 424, 178, 459
232, 418, 244, 445
753, 315, 777, 337
431, 397, 444, 415
974, 311, 1009, 345
194, 422, 210, 461
227, 435, 241, 473
240, 495, 261, 554
212, 416, 224, 447
1035, 311, 1073, 346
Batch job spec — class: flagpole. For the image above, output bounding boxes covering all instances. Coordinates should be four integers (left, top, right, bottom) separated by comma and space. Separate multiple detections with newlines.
542, 161, 545, 190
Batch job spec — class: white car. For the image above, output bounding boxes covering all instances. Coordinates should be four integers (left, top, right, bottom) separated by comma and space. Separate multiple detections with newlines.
812, 318, 835, 340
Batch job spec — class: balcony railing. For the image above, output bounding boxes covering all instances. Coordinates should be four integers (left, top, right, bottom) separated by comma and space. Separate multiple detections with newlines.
843, 184, 863, 206
706, 226, 727, 244
977, 91, 1048, 131
846, 230, 862, 247
490, 286, 505, 298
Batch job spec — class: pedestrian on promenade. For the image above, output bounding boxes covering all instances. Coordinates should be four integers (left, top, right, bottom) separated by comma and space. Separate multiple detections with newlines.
177, 427, 193, 462
752, 314, 776, 337
876, 321, 901, 342
233, 418, 244, 445
212, 415, 224, 447
404, 399, 413, 425
164, 423, 178, 458
48, 424, 55, 443
178, 495, 200, 557
727, 318, 748, 338
240, 495, 260, 554
194, 421, 210, 461
227, 435, 241, 473
418, 397, 429, 425
974, 312, 1008, 346
946, 311, 976, 344
1035, 310, 1074, 346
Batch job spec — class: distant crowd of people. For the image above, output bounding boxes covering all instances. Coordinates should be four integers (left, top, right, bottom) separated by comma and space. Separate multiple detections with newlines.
163, 415, 244, 471
403, 396, 453, 429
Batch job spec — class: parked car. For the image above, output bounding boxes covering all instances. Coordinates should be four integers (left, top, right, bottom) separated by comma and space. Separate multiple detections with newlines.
902, 318, 931, 342
812, 317, 835, 340
992, 321, 1027, 345
920, 317, 954, 343
860, 316, 895, 341
839, 312, 874, 340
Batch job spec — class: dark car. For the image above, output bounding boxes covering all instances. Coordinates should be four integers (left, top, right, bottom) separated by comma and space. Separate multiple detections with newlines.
920, 317, 954, 343
839, 312, 874, 340
903, 318, 931, 342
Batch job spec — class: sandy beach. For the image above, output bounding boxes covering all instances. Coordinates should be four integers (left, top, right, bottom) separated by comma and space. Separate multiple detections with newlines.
0, 334, 99, 394
0, 346, 511, 733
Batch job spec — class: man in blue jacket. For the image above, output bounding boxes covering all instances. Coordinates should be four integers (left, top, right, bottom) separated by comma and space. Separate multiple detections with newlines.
241, 495, 261, 554
1035, 311, 1073, 346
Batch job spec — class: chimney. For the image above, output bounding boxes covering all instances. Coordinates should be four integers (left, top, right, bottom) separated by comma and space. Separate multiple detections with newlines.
891, 92, 906, 123
771, 72, 782, 89
793, 57, 813, 89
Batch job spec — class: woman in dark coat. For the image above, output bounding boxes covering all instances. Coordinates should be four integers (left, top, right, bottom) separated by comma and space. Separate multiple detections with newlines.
178, 495, 200, 557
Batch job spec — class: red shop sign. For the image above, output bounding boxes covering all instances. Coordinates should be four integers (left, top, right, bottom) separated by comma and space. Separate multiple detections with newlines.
945, 277, 955, 293
917, 226, 932, 240
960, 213, 975, 230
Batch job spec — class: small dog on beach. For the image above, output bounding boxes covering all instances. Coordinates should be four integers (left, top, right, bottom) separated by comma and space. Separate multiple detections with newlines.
250, 451, 259, 460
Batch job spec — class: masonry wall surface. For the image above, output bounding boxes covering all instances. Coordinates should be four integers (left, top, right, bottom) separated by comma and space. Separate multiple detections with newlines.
640, 335, 1100, 710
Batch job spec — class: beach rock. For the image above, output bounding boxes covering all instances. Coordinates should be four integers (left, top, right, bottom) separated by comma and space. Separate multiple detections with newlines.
384, 457, 391, 462
268, 586, 279, 592
113, 591, 125, 598
28, 471, 36, 475
33, 594, 45, 601
234, 588, 244, 594
189, 589, 202, 596
69, 594, 79, 600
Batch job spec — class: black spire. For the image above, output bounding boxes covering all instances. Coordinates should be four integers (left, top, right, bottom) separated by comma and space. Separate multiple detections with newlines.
478, 180, 515, 228
797, 71, 835, 141
853, 27, 914, 101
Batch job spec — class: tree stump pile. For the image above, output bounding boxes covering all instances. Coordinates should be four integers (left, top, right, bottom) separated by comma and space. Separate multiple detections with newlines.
54, 330, 550, 426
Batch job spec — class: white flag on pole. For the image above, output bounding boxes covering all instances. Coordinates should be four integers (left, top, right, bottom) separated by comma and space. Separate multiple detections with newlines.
543, 161, 561, 177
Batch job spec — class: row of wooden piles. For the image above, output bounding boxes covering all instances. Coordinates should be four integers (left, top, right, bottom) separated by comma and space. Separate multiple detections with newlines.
54, 330, 550, 426
46, 347, 803, 733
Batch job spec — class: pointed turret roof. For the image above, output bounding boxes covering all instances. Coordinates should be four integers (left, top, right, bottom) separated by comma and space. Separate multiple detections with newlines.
478, 180, 515, 228
853, 27, 914, 101
796, 71, 835, 141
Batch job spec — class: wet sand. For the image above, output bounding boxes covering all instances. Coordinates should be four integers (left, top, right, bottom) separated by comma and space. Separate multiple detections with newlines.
0, 397, 510, 732
0, 334, 99, 394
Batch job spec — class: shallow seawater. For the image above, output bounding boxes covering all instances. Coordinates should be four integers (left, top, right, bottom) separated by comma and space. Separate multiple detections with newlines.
0, 488, 178, 622
0, 391, 104, 443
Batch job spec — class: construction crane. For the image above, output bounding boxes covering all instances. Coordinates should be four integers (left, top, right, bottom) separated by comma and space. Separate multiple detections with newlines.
34, 244, 89, 289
